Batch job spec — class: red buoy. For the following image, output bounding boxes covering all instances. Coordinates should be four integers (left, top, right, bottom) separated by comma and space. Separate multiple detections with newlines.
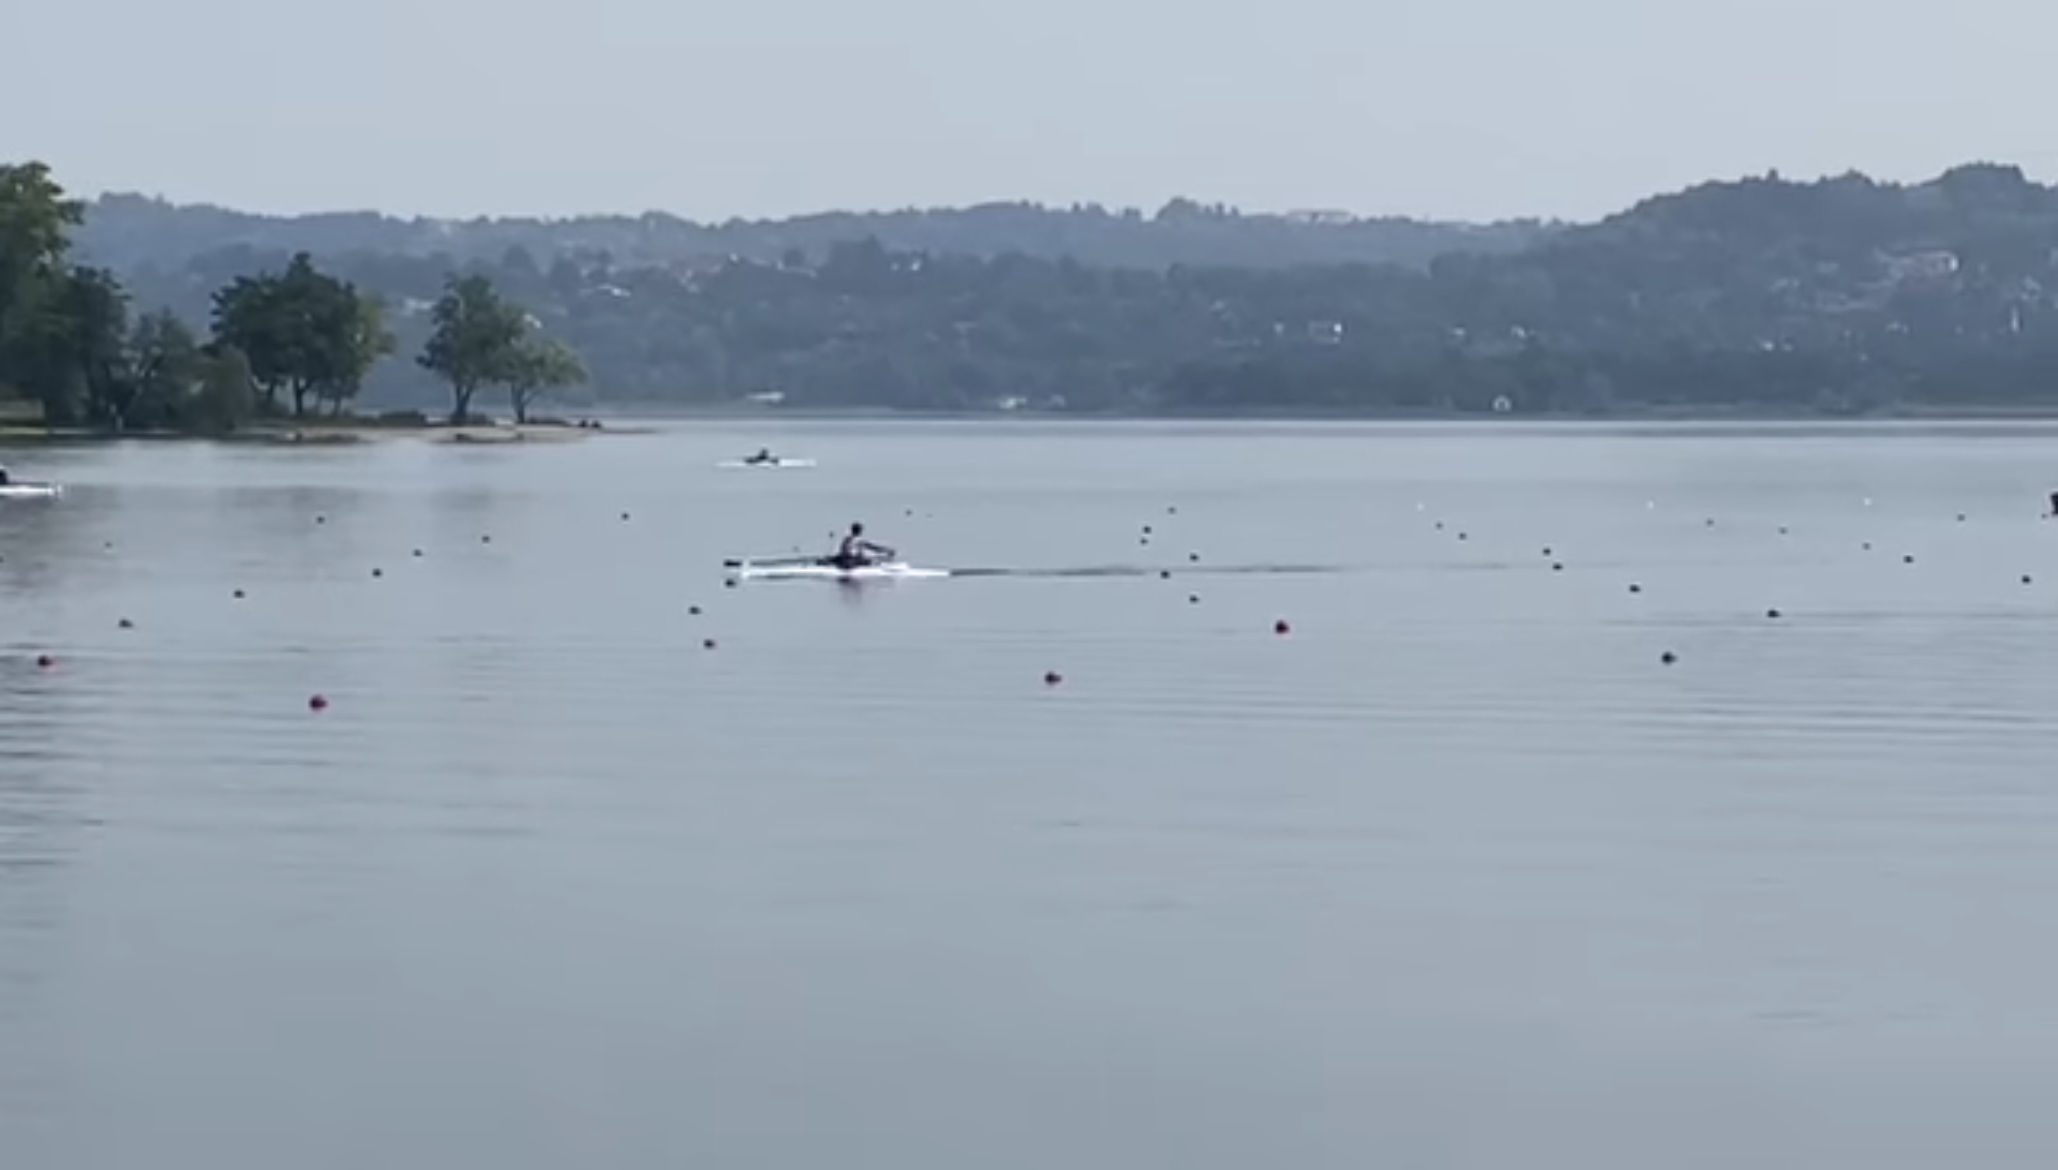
308, 694, 329, 712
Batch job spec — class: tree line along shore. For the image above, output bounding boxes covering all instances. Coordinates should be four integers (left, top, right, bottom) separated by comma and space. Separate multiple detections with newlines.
15, 158, 2058, 427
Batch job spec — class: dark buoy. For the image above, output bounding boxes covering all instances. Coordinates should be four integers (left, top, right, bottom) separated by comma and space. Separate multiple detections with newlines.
1142, 525, 1154, 535
233, 589, 246, 600
1159, 570, 1171, 580
371, 568, 383, 578
1274, 619, 1291, 636
413, 549, 423, 558
1957, 513, 1967, 522
315, 515, 326, 525
1043, 670, 1063, 687
688, 605, 703, 616
1188, 594, 1200, 604
118, 618, 134, 630
481, 535, 492, 544
1542, 547, 1553, 557
1457, 532, 1468, 541
1705, 519, 1715, 528
1862, 542, 1873, 551
1167, 506, 1178, 515
1434, 522, 1445, 531
724, 578, 739, 589
1629, 583, 1643, 594
1188, 552, 1199, 563
1778, 526, 1789, 536
34, 654, 55, 670
702, 638, 717, 650
1903, 554, 1916, 565
1551, 562, 1565, 572
308, 694, 329, 712
1660, 651, 1678, 665
1766, 608, 1783, 619
620, 512, 630, 521
2023, 575, 2034, 585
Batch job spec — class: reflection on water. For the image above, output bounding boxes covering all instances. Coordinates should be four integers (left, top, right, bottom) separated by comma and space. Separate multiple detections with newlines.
4, 421, 2058, 1170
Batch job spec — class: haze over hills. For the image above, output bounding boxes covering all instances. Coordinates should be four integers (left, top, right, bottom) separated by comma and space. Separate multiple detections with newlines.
72, 194, 1557, 275
20, 160, 2058, 419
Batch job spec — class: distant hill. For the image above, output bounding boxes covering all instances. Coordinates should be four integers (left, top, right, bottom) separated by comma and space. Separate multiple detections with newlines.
73, 194, 1555, 276
57, 162, 2058, 417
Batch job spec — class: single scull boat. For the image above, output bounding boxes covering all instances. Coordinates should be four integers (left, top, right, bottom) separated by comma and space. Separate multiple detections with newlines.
724, 556, 947, 581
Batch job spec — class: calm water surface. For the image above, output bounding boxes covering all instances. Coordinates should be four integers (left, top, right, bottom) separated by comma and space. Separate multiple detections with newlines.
6, 420, 2058, 1169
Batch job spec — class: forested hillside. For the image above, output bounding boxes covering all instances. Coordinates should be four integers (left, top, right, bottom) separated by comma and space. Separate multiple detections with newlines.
27, 162, 2058, 417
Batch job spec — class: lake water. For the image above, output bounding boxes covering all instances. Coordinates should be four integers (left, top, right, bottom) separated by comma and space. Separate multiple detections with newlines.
6, 420, 2058, 1170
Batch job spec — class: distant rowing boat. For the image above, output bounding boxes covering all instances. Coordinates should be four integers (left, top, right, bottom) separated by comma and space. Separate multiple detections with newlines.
717, 456, 816, 469
724, 556, 947, 581
0, 481, 62, 500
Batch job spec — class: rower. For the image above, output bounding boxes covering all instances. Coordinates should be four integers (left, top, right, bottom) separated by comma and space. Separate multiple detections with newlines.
747, 448, 774, 465
0, 465, 9, 486
831, 522, 894, 569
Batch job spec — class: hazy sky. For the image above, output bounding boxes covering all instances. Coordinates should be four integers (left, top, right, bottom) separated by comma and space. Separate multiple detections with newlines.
4, 0, 2052, 223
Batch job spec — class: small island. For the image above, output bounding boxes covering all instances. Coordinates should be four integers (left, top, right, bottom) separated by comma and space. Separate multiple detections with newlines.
1, 162, 588, 442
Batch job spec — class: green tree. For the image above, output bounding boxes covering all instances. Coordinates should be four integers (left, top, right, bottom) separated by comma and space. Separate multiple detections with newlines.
504, 334, 586, 423
0, 162, 89, 414
209, 252, 391, 418
418, 273, 525, 422
318, 295, 395, 416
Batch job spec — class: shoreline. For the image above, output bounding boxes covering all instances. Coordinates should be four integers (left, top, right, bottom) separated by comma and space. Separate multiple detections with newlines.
13, 403, 2058, 444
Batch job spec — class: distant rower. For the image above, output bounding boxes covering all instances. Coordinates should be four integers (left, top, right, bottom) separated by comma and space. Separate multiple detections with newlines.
831, 522, 895, 569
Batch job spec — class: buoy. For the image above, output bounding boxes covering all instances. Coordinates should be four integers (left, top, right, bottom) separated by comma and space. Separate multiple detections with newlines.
1705, 519, 1715, 528
724, 578, 738, 589
702, 638, 717, 650
1434, 522, 1445, 531
1043, 670, 1063, 687
1629, 583, 1643, 594
1779, 526, 1789, 536
1274, 619, 1291, 636
620, 512, 630, 521
1142, 525, 1154, 535
118, 618, 134, 629
481, 535, 491, 544
1862, 542, 1873, 551
233, 589, 246, 599
1159, 570, 1171, 580
1542, 547, 1553, 557
371, 568, 383, 578
2022, 575, 2034, 585
1188, 552, 1199, 563
1551, 562, 1565, 572
1457, 532, 1468, 541
1660, 651, 1677, 665
1188, 594, 1200, 604
413, 549, 423, 558
1766, 608, 1783, 619
1903, 554, 1916, 565
688, 605, 702, 616
34, 654, 55, 670
1167, 506, 1178, 515
1957, 514, 1967, 522
308, 694, 329, 712
315, 515, 326, 525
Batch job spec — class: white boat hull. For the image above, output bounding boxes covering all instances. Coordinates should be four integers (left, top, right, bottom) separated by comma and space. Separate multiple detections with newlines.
0, 483, 62, 499
728, 559, 947, 581
718, 458, 816, 469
